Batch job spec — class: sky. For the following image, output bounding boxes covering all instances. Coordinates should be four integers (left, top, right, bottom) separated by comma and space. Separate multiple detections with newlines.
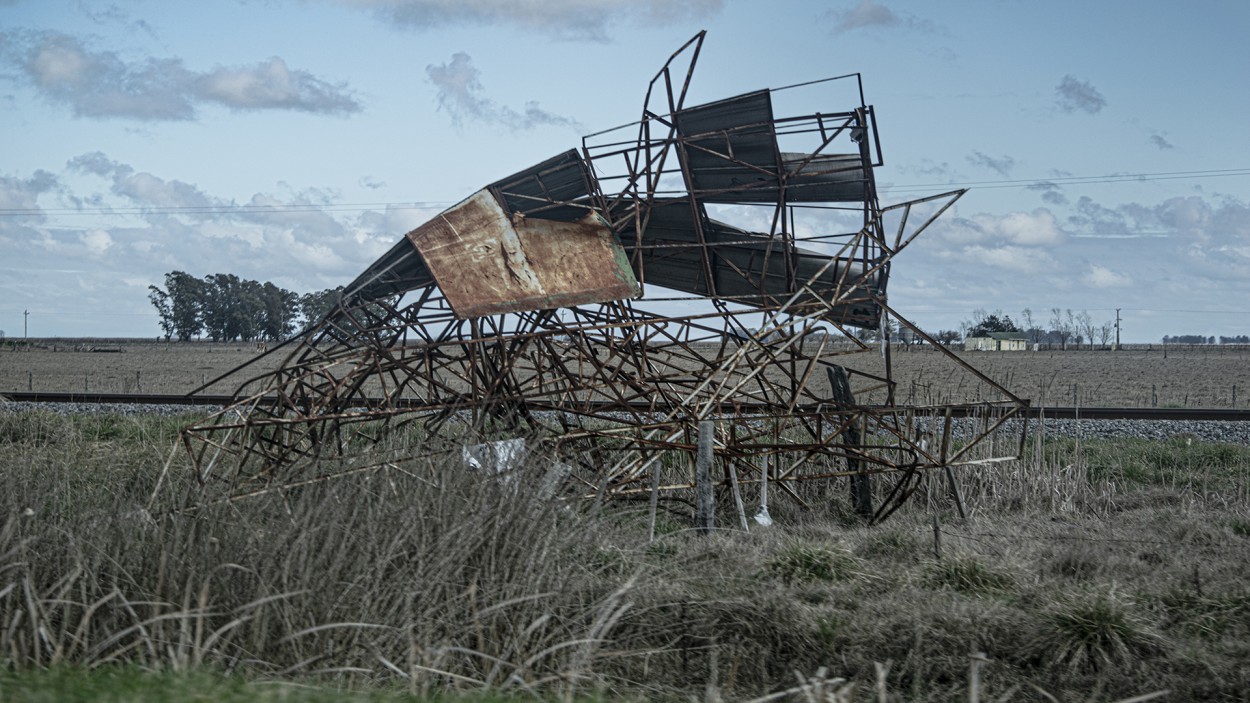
2, 0, 1248, 342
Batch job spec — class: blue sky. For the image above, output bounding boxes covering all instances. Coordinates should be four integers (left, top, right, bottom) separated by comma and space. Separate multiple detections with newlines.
2, 0, 1248, 341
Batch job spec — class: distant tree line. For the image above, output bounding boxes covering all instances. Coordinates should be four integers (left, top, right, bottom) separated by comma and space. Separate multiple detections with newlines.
948, 308, 1119, 350
1162, 334, 1250, 345
945, 309, 1247, 348
147, 271, 343, 342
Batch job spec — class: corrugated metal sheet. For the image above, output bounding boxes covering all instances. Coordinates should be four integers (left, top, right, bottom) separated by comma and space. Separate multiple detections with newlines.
340, 237, 433, 303
409, 189, 639, 318
674, 90, 869, 203
621, 200, 880, 326
490, 149, 595, 222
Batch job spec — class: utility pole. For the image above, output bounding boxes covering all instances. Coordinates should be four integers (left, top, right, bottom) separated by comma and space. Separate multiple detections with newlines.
24, 309, 29, 339
1114, 308, 1121, 351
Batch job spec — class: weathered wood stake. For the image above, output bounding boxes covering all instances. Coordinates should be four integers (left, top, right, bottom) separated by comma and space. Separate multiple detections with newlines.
647, 455, 662, 543
728, 462, 748, 531
695, 420, 715, 535
827, 365, 872, 519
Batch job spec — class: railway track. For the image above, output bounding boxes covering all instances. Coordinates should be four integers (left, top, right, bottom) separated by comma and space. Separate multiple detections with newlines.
3, 391, 1248, 422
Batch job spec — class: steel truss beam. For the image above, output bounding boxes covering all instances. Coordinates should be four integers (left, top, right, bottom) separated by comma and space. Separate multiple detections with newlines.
179, 33, 1029, 522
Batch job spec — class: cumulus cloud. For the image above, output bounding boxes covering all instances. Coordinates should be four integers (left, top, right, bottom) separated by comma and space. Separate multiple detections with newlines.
938, 208, 1065, 248
967, 150, 1015, 177
0, 154, 427, 335
68, 151, 217, 212
1084, 263, 1131, 288
1066, 194, 1250, 245
3, 32, 360, 120
336, 0, 723, 41
197, 57, 361, 114
1055, 75, 1106, 114
32, 155, 400, 278
828, 0, 936, 34
426, 52, 579, 130
81, 228, 113, 254
960, 244, 1057, 272
0, 170, 59, 221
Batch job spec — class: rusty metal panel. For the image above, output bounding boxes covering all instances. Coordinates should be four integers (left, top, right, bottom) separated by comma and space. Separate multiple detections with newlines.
409, 190, 639, 318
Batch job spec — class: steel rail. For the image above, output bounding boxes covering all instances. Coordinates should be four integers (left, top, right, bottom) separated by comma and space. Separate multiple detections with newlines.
3, 392, 1248, 422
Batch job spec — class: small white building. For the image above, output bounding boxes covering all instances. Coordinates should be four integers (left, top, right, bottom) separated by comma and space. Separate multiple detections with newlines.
964, 332, 1028, 352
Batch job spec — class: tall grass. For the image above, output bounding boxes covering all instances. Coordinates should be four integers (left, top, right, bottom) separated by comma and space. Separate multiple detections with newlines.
0, 413, 652, 697
1, 411, 1248, 700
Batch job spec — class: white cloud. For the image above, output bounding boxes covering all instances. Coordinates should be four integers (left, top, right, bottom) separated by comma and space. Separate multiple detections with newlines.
196, 57, 360, 114
5, 32, 360, 121
995, 210, 1064, 246
960, 244, 1056, 272
938, 208, 1065, 247
113, 171, 215, 210
828, 0, 936, 34
81, 228, 113, 254
1067, 194, 1250, 246
426, 52, 579, 130
335, 0, 723, 41
0, 169, 58, 218
1084, 263, 1131, 288
27, 37, 90, 86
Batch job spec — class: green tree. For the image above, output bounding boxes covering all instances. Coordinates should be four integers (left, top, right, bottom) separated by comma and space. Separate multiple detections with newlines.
967, 314, 1019, 338
259, 282, 300, 341
162, 271, 204, 342
201, 273, 251, 342
299, 286, 344, 328
147, 285, 174, 340
152, 273, 342, 342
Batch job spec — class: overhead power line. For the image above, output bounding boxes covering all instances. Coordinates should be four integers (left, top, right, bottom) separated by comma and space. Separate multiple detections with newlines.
885, 167, 1250, 193
0, 200, 453, 218
0, 167, 1246, 218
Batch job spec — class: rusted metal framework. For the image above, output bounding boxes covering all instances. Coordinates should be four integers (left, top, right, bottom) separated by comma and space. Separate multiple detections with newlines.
181, 33, 1028, 522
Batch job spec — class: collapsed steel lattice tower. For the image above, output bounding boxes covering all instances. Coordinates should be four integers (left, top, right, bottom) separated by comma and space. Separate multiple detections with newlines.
182, 33, 1029, 522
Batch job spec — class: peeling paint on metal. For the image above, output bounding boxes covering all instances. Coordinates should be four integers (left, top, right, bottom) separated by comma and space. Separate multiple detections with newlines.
408, 190, 639, 318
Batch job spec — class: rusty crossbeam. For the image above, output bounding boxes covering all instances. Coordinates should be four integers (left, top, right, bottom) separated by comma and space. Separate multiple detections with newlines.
173, 32, 1030, 522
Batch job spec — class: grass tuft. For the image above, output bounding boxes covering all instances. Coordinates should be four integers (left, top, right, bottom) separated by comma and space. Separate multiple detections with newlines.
1035, 590, 1165, 673
924, 556, 1014, 595
764, 543, 860, 583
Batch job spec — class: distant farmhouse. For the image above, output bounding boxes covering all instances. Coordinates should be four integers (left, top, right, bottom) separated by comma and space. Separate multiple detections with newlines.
964, 331, 1028, 352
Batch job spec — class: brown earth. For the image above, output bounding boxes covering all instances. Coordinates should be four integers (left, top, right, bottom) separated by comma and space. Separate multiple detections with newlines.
2, 339, 1248, 408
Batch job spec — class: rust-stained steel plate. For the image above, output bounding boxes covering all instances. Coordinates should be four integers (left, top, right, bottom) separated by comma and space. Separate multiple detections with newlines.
408, 189, 639, 318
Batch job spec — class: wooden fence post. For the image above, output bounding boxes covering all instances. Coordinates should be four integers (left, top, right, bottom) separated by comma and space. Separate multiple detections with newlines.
695, 420, 715, 535
647, 454, 662, 543
828, 366, 872, 519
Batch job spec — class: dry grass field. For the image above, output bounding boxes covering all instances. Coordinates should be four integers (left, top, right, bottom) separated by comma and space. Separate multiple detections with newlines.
3, 339, 1249, 408
0, 411, 1248, 701
1, 337, 1249, 700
